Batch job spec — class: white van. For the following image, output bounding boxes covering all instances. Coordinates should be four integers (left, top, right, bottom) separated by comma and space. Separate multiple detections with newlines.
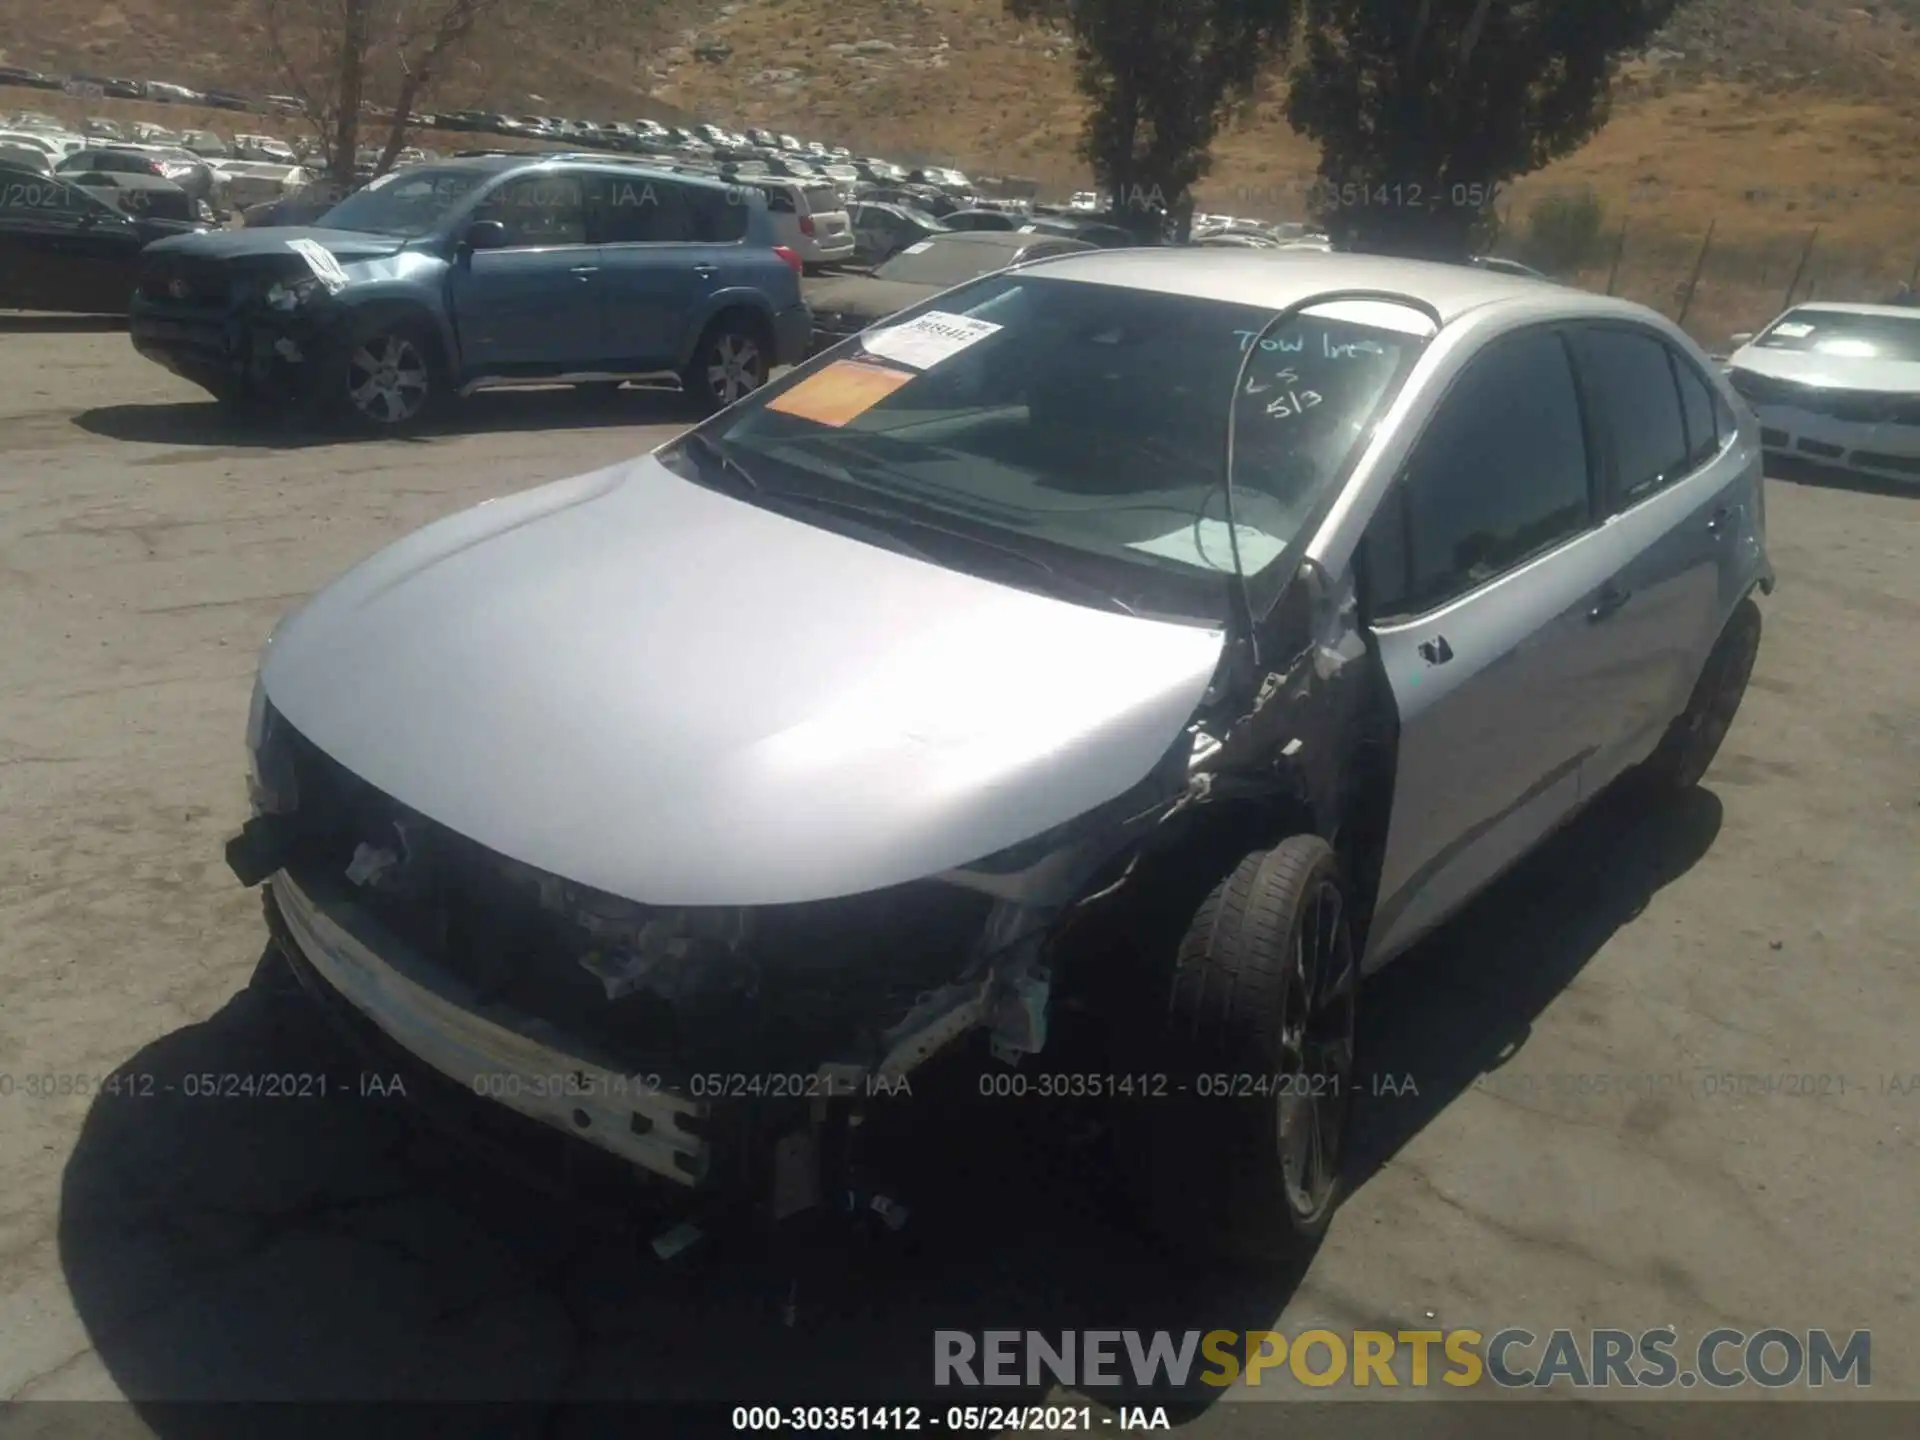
752, 176, 854, 269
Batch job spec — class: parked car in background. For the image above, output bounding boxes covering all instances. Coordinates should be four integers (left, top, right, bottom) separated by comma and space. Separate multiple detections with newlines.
0, 142, 50, 172
1019, 215, 1143, 248
941, 207, 1019, 232
0, 67, 61, 90
131, 155, 810, 427
56, 145, 217, 213
1724, 302, 1920, 484
83, 117, 127, 140
212, 159, 318, 210
144, 81, 202, 103
179, 130, 231, 158
227, 250, 1771, 1257
67, 170, 203, 227
234, 133, 299, 163
200, 90, 253, 112
0, 165, 203, 312
745, 176, 854, 271
805, 229, 1092, 352
848, 200, 948, 266
0, 126, 82, 162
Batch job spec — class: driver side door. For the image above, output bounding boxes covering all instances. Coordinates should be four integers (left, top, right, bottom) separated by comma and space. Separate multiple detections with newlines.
446, 171, 602, 372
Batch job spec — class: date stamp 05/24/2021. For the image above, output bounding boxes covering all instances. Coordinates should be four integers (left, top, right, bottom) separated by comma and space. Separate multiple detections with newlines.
0, 1070, 410, 1101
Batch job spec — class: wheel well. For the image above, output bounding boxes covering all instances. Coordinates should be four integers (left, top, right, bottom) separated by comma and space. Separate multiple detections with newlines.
341, 303, 449, 375
697, 304, 774, 352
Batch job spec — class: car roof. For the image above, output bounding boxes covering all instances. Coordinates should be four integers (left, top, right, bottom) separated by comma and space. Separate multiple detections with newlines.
1008, 248, 1634, 323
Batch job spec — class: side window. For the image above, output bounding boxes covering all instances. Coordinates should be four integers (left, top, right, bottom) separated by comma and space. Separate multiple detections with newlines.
471, 173, 585, 247
590, 177, 700, 242
1578, 327, 1689, 504
1374, 328, 1593, 617
1667, 346, 1720, 468
689, 184, 747, 242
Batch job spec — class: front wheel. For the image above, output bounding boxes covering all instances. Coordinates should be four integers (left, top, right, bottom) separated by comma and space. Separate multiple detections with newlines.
339, 324, 440, 431
680, 318, 769, 415
1116, 837, 1359, 1260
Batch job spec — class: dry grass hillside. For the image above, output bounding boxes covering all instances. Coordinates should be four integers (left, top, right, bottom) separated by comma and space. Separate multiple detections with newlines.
5, 0, 1919, 336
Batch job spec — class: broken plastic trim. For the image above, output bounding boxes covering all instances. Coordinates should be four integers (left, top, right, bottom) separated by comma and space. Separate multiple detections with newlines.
1222, 287, 1446, 668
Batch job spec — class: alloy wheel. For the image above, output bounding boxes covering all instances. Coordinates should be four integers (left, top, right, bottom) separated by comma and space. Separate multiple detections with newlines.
1274, 878, 1357, 1220
347, 333, 431, 425
707, 333, 764, 406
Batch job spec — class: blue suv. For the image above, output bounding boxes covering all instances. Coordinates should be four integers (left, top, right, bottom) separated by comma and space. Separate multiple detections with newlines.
128, 154, 811, 428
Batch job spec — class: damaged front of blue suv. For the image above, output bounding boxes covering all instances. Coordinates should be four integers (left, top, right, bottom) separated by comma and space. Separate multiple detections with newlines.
128, 153, 811, 428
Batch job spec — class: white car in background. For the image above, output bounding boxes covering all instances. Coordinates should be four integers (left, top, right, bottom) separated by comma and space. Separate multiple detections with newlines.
208, 158, 317, 208
1725, 303, 1920, 484
752, 176, 855, 270
233, 133, 298, 163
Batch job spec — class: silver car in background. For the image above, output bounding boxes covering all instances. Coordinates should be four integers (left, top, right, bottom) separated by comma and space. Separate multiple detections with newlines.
1725, 302, 1920, 484
227, 251, 1772, 1258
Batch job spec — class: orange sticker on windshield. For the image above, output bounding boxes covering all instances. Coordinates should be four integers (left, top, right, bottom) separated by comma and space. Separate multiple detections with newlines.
766, 360, 912, 427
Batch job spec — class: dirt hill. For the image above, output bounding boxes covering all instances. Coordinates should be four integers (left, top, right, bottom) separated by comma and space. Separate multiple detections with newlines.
6, 0, 1919, 332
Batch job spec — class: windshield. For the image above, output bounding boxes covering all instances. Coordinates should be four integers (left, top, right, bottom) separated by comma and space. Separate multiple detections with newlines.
686, 274, 1425, 617
876, 238, 1025, 286
1755, 308, 1920, 363
317, 165, 490, 235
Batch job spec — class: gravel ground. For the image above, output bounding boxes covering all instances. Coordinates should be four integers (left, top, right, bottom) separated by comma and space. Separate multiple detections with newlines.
0, 319, 1915, 1435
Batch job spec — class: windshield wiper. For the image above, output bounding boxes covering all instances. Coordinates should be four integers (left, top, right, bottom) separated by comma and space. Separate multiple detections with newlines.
679, 430, 761, 493
767, 489, 1138, 616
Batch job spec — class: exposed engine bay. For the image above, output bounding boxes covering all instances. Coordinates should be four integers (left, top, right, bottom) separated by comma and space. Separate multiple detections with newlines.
232, 557, 1393, 1215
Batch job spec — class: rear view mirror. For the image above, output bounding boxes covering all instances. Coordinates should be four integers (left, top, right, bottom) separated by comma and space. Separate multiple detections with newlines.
1728, 332, 1754, 348
463, 218, 508, 250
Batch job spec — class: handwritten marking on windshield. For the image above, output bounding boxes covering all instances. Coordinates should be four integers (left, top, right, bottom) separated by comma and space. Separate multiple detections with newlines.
1266, 389, 1323, 418
1243, 366, 1299, 395
1234, 330, 1389, 358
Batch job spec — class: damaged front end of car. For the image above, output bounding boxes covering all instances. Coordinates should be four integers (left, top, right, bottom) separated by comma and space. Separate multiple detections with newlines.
226, 547, 1387, 1223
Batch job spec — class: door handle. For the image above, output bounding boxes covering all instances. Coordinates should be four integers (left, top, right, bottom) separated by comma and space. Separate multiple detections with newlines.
1417, 635, 1453, 665
1588, 584, 1631, 621
1707, 504, 1735, 534
569, 264, 598, 277
692, 263, 717, 278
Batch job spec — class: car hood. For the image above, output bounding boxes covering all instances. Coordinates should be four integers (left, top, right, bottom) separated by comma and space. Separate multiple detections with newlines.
1729, 346, 1920, 393
261, 453, 1226, 907
804, 274, 942, 322
142, 224, 407, 262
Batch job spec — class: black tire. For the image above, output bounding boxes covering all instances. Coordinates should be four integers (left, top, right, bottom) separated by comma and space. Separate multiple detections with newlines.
1117, 837, 1359, 1260
332, 319, 442, 432
680, 314, 770, 415
1641, 596, 1762, 792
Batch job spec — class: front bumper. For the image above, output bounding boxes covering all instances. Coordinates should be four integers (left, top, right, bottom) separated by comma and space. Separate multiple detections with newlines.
266, 865, 713, 1186
130, 299, 332, 403
1752, 405, 1920, 481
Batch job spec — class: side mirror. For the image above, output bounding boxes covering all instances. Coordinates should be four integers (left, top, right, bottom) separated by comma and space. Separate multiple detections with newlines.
1728, 332, 1754, 349
463, 218, 508, 251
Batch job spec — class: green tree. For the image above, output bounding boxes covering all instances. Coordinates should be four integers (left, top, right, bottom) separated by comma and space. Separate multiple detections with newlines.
1007, 0, 1296, 239
1284, 0, 1684, 258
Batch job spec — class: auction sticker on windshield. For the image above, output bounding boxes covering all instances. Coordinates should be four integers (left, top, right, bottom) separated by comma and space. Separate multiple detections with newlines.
861, 311, 1002, 370
766, 359, 913, 426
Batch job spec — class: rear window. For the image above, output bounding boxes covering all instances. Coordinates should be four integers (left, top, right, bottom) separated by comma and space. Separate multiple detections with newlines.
1755, 308, 1920, 363
803, 185, 841, 214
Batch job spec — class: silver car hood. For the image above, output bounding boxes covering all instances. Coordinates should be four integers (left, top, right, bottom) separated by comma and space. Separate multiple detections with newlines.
1729, 345, 1920, 392
261, 453, 1227, 907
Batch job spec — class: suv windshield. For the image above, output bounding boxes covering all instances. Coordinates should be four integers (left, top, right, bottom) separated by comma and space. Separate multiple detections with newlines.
689, 274, 1426, 616
1755, 308, 1920, 363
316, 165, 492, 236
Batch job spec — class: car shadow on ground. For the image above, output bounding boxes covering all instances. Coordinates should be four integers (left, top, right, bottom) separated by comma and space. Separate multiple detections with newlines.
55, 780, 1719, 1429
68, 385, 699, 450
0, 312, 128, 333
1766, 454, 1919, 500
